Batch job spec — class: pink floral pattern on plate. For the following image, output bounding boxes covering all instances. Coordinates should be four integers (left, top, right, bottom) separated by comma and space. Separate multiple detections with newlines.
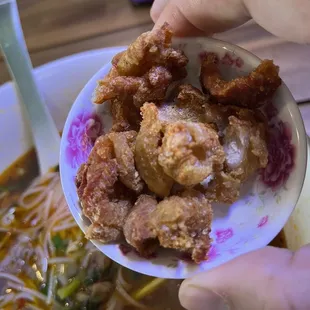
206, 245, 219, 262
66, 111, 102, 168
199, 51, 244, 68
215, 228, 234, 244
257, 216, 269, 228
261, 104, 295, 189
220, 52, 244, 68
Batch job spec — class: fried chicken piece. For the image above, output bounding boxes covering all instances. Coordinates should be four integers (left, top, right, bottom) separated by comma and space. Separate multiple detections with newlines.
109, 131, 144, 193
111, 23, 186, 77
76, 163, 88, 199
88, 134, 114, 163
176, 84, 208, 114
110, 98, 141, 132
223, 115, 268, 182
158, 84, 209, 123
77, 158, 130, 242
152, 190, 213, 263
93, 23, 188, 105
158, 121, 225, 186
135, 103, 174, 198
199, 106, 268, 203
204, 103, 266, 137
200, 53, 282, 108
95, 66, 175, 109
123, 195, 159, 256
85, 198, 132, 242
76, 131, 143, 243
133, 66, 174, 108
86, 222, 121, 242
199, 171, 241, 204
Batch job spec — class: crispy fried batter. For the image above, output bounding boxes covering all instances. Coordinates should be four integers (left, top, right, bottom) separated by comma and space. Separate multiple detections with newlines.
200, 53, 281, 108
135, 103, 174, 198
199, 171, 241, 204
93, 23, 188, 105
111, 23, 184, 77
152, 190, 213, 263
84, 199, 132, 243
95, 66, 175, 109
133, 66, 174, 107
176, 84, 208, 115
200, 107, 268, 203
158, 84, 209, 123
76, 131, 143, 243
158, 121, 225, 186
123, 195, 158, 256
109, 131, 144, 193
223, 115, 268, 181
110, 99, 141, 132
205, 103, 267, 135
76, 158, 129, 242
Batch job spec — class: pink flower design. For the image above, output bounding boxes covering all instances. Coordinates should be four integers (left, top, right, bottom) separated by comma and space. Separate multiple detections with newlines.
235, 57, 244, 68
221, 53, 234, 66
206, 245, 219, 262
66, 112, 102, 168
257, 215, 268, 228
199, 51, 244, 69
221, 52, 244, 68
215, 228, 234, 244
261, 121, 295, 189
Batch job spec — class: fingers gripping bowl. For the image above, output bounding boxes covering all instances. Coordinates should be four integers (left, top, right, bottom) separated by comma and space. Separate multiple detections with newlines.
60, 24, 307, 279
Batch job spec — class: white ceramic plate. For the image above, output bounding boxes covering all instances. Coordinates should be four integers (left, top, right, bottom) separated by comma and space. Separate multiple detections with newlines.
60, 37, 308, 279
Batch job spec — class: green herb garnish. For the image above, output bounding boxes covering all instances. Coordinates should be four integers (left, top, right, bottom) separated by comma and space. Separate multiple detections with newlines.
52, 234, 68, 253
57, 278, 81, 300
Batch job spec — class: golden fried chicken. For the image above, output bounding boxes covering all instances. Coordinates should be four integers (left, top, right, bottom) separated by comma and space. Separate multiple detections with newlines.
199, 171, 241, 204
107, 23, 187, 77
110, 98, 141, 132
109, 131, 144, 193
76, 131, 143, 243
85, 199, 132, 243
123, 195, 158, 256
200, 53, 281, 108
199, 106, 268, 203
95, 66, 175, 109
152, 190, 213, 263
93, 23, 188, 111
158, 84, 209, 123
135, 103, 174, 198
223, 115, 268, 182
158, 121, 225, 186
176, 84, 208, 114
76, 158, 130, 242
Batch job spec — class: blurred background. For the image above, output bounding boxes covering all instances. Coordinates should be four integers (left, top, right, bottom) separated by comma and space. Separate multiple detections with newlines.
1, 0, 309, 105
0, 0, 154, 84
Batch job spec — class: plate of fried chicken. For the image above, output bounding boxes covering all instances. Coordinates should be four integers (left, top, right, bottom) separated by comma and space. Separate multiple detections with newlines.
60, 23, 307, 278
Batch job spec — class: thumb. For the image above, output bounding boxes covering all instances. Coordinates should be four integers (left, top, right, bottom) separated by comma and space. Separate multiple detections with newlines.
179, 245, 310, 310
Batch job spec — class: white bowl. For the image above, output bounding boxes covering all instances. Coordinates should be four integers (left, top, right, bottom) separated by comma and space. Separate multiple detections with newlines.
60, 37, 308, 279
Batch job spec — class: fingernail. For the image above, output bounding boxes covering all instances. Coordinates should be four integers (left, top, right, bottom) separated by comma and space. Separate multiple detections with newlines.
150, 0, 168, 21
179, 284, 229, 310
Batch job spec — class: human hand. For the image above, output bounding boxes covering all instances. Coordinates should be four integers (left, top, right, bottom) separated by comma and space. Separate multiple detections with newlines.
151, 0, 310, 43
179, 245, 310, 310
